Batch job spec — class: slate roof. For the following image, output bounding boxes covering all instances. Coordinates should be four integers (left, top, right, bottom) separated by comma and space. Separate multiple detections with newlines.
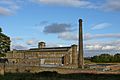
29, 47, 71, 52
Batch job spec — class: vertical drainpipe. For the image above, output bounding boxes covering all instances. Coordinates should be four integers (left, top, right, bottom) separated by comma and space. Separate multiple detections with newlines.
78, 19, 84, 69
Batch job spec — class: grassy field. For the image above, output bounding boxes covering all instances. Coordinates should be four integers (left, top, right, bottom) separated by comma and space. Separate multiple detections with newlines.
0, 71, 120, 80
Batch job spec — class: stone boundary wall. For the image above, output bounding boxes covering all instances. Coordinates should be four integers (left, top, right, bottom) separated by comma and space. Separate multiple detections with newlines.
0, 64, 120, 75
0, 64, 75, 74
0, 63, 5, 75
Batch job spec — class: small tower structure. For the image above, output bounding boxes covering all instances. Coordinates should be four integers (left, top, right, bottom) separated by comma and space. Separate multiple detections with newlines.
38, 42, 46, 48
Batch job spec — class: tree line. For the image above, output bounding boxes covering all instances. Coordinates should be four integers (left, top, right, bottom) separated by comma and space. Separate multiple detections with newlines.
91, 53, 120, 63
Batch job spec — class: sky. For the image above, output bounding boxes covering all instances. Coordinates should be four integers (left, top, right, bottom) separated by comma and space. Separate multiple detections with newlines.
0, 0, 120, 57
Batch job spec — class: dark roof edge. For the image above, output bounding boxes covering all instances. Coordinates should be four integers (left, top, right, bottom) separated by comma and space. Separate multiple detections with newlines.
29, 46, 71, 50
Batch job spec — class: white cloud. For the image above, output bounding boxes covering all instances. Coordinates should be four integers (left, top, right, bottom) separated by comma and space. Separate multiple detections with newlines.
85, 40, 120, 51
102, 0, 120, 11
102, 46, 116, 50
58, 32, 120, 41
12, 37, 23, 41
0, 7, 11, 15
0, 0, 20, 16
58, 32, 78, 40
86, 44, 102, 50
84, 33, 120, 40
84, 41, 120, 56
12, 44, 28, 50
26, 39, 37, 45
91, 23, 111, 30
32, 0, 96, 8
32, 0, 120, 11
46, 42, 64, 47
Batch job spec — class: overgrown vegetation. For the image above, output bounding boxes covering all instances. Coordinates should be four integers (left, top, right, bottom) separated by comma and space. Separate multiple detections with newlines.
0, 71, 120, 80
91, 53, 120, 63
0, 27, 10, 54
0, 53, 6, 57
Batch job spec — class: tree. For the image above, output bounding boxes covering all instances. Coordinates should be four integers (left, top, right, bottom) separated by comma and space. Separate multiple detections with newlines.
0, 53, 6, 57
114, 53, 120, 62
0, 28, 10, 54
91, 56, 100, 62
99, 54, 111, 62
0, 27, 2, 33
91, 53, 120, 63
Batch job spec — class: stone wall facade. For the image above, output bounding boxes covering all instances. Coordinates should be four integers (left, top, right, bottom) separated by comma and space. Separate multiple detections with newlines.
6, 43, 78, 69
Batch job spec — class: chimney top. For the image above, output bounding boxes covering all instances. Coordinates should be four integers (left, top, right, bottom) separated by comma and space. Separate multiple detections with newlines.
79, 19, 82, 22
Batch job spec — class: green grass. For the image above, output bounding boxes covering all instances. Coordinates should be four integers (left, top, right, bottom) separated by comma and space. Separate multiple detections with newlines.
0, 71, 120, 80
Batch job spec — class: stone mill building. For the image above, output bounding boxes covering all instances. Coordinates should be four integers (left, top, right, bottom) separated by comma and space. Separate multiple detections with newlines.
5, 19, 84, 69
6, 42, 78, 68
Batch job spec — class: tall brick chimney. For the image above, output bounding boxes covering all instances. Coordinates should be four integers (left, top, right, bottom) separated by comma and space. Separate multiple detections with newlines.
78, 19, 84, 69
